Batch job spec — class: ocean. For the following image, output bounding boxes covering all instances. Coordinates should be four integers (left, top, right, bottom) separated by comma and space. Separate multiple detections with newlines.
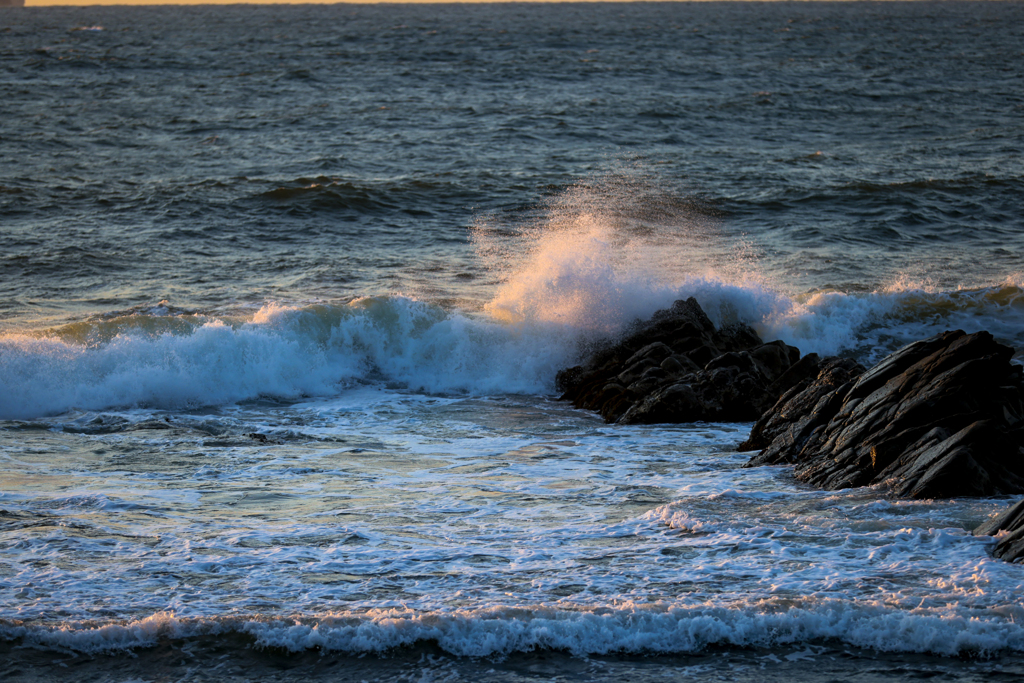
2, 2, 1024, 680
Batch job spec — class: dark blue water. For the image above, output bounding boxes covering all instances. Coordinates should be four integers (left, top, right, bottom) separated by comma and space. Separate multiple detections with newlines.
2, 3, 1024, 681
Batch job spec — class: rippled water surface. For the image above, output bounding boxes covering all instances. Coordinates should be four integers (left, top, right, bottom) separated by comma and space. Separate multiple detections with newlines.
3, 1, 1023, 324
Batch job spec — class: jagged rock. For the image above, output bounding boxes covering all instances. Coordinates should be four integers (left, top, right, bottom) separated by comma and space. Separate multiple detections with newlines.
744, 330, 1024, 499
974, 498, 1024, 563
742, 356, 867, 463
556, 297, 805, 424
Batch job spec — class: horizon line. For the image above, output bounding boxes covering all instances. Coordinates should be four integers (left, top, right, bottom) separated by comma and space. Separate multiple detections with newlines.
19, 0, 1013, 7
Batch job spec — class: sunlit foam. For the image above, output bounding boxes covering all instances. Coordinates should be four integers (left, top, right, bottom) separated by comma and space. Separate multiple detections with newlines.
476, 166, 758, 336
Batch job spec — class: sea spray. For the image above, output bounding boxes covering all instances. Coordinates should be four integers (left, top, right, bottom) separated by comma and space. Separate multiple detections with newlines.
474, 169, 1024, 364
475, 168, 740, 334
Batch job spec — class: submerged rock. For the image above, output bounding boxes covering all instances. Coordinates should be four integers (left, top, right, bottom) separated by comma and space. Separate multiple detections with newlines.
974, 498, 1024, 563
744, 330, 1024, 499
556, 297, 809, 424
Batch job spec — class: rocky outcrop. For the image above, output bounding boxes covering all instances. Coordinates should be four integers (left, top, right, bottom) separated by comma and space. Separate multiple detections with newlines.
556, 298, 813, 424
741, 356, 867, 460
974, 498, 1024, 563
744, 330, 1024, 499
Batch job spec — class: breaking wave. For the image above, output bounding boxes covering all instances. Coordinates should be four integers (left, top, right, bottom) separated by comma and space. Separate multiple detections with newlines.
3, 280, 1021, 421
4, 600, 1023, 658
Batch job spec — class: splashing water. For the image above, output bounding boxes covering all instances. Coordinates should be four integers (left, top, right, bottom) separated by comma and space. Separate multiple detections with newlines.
477, 169, 730, 333
475, 168, 1024, 364
2, 167, 1023, 421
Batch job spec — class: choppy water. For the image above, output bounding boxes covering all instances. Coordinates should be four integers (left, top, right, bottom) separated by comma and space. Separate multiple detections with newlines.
2, 2, 1024, 680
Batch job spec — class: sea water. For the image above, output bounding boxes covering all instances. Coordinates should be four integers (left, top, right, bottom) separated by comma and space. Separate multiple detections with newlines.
2, 2, 1024, 680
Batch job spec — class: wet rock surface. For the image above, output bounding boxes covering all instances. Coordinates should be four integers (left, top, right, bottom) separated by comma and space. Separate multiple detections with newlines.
556, 298, 809, 424
974, 498, 1024, 563
744, 330, 1024, 499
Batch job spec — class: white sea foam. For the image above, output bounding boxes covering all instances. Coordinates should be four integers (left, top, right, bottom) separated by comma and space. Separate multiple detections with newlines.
4, 600, 1024, 658
2, 392, 1021, 663
0, 298, 583, 420
2, 279, 1020, 420
760, 278, 1024, 363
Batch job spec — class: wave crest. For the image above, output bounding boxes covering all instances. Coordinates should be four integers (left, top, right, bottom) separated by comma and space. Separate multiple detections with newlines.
4, 600, 1023, 658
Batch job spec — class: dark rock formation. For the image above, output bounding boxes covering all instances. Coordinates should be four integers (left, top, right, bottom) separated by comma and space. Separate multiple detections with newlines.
744, 330, 1024, 499
741, 356, 867, 460
556, 298, 810, 424
974, 498, 1024, 563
